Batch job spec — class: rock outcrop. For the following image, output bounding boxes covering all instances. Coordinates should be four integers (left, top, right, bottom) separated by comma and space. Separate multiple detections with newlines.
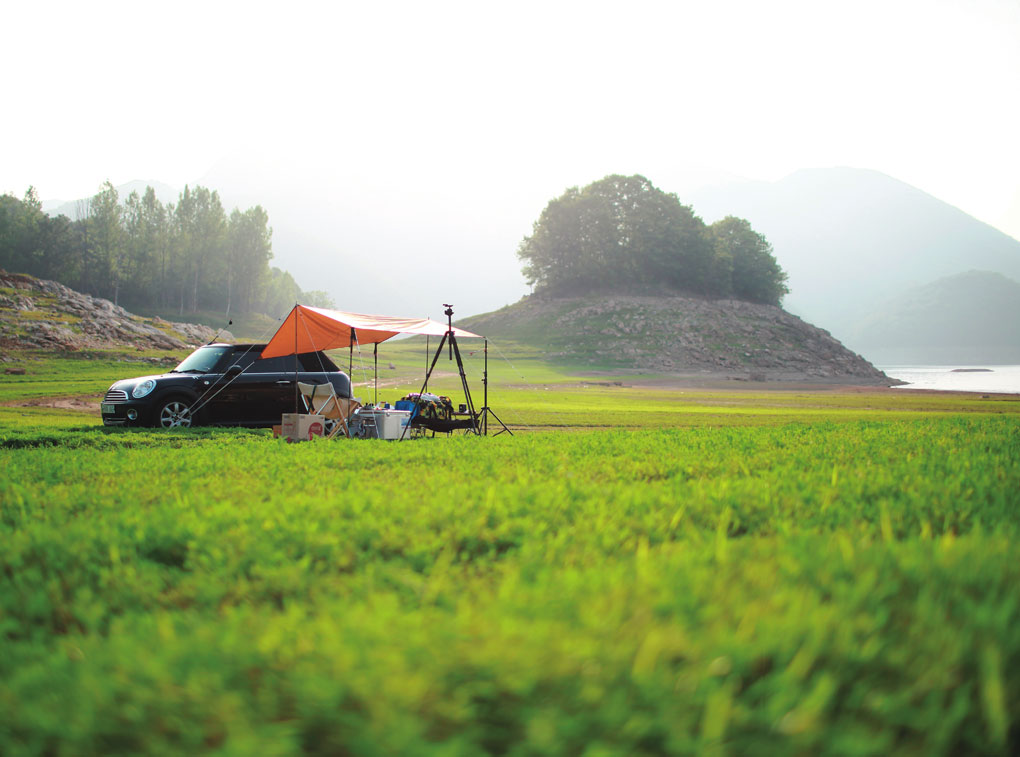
0, 271, 223, 351
461, 294, 893, 384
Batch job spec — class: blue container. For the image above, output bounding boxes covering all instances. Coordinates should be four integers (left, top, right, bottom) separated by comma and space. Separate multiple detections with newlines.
395, 400, 418, 418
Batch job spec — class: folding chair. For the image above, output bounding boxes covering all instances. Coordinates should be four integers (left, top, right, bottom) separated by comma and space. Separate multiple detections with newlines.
297, 382, 361, 438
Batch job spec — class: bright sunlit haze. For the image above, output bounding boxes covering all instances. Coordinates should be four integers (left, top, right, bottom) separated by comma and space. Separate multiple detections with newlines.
5, 0, 1019, 321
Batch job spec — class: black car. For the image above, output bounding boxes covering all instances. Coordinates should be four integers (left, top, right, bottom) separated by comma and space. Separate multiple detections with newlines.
101, 343, 353, 428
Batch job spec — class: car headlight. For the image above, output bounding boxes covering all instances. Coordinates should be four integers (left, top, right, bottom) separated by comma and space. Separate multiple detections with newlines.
132, 379, 156, 399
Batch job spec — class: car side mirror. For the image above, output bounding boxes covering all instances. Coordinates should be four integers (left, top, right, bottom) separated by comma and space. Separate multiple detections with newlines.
225, 364, 243, 378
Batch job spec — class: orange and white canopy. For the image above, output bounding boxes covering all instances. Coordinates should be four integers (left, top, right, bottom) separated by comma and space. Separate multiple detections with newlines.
260, 305, 481, 358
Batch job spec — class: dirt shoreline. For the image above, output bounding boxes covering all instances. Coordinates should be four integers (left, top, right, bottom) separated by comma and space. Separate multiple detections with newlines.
6, 395, 104, 415
7, 374, 1014, 420
574, 370, 903, 392
619, 376, 1017, 396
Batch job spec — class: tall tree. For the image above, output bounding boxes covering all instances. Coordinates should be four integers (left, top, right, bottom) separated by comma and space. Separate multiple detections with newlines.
122, 190, 147, 301
261, 267, 301, 318
170, 186, 196, 315
517, 186, 587, 292
187, 187, 227, 313
0, 190, 77, 283
0, 189, 45, 275
143, 187, 170, 309
707, 216, 789, 305
73, 196, 93, 294
121, 187, 170, 307
90, 182, 126, 304
226, 205, 273, 315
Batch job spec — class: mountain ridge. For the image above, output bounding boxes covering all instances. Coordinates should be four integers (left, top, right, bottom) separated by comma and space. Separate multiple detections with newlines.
848, 270, 1020, 364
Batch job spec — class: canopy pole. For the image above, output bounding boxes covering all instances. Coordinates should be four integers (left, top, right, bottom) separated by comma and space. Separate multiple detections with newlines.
349, 327, 355, 376
293, 305, 300, 413
374, 343, 378, 406
476, 336, 511, 437
483, 338, 488, 436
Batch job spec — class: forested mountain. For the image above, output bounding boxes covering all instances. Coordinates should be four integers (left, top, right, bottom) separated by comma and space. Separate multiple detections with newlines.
0, 183, 333, 319
518, 175, 788, 305
847, 270, 1020, 364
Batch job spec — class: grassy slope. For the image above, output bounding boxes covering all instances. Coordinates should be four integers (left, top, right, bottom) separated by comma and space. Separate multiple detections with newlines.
1, 350, 1019, 755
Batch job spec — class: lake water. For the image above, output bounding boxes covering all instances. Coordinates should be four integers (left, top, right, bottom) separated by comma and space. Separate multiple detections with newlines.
881, 365, 1020, 394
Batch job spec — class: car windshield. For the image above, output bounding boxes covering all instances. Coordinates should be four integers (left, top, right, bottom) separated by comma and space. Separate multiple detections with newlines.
172, 346, 231, 374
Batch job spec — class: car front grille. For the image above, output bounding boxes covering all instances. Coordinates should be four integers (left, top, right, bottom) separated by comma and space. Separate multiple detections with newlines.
104, 389, 129, 402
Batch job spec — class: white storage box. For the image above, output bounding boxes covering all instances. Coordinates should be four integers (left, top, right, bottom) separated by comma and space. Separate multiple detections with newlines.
281, 413, 325, 442
355, 407, 412, 440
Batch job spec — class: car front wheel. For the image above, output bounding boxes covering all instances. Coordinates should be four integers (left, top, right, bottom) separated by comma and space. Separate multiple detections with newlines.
156, 398, 194, 428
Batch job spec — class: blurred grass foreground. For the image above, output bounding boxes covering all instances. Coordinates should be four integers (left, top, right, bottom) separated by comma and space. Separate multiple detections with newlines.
1, 351, 1019, 755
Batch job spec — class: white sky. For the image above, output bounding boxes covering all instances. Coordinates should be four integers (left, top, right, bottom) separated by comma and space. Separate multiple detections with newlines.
4, 0, 1020, 238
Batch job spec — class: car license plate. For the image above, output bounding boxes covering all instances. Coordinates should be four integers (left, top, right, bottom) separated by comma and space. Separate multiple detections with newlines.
101, 403, 115, 414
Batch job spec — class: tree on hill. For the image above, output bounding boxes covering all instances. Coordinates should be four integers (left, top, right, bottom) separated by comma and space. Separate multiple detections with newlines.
518, 174, 788, 305
707, 216, 789, 304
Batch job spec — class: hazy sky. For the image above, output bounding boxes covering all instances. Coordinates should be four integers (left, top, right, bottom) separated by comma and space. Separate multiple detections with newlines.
5, 0, 1020, 239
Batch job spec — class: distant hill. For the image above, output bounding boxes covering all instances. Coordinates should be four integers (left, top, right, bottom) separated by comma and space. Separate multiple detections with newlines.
689, 168, 1020, 359
847, 270, 1020, 365
42, 180, 179, 218
460, 294, 892, 384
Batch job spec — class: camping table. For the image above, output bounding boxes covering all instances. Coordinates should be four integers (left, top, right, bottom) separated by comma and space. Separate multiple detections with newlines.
409, 412, 479, 436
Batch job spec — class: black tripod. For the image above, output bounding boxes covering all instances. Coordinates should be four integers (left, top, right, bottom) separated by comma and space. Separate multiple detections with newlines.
398, 304, 511, 439
478, 336, 512, 436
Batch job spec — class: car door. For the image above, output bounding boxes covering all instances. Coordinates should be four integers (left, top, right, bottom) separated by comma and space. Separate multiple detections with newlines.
202, 347, 266, 425
243, 355, 300, 423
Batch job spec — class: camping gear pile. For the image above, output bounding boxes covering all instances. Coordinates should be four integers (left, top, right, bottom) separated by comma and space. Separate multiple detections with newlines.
260, 304, 512, 441
399, 392, 455, 421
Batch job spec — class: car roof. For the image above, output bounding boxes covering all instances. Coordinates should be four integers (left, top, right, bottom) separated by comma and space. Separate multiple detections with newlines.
204, 343, 267, 350
207, 343, 329, 355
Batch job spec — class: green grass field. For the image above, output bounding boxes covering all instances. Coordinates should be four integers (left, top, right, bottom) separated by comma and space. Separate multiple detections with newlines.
1, 350, 1019, 755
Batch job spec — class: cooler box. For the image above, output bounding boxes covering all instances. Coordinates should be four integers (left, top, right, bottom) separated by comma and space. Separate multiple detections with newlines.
281, 413, 325, 442
358, 407, 412, 440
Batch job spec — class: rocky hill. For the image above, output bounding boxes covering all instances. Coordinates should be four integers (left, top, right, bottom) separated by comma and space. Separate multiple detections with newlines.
0, 270, 224, 352
461, 295, 892, 384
